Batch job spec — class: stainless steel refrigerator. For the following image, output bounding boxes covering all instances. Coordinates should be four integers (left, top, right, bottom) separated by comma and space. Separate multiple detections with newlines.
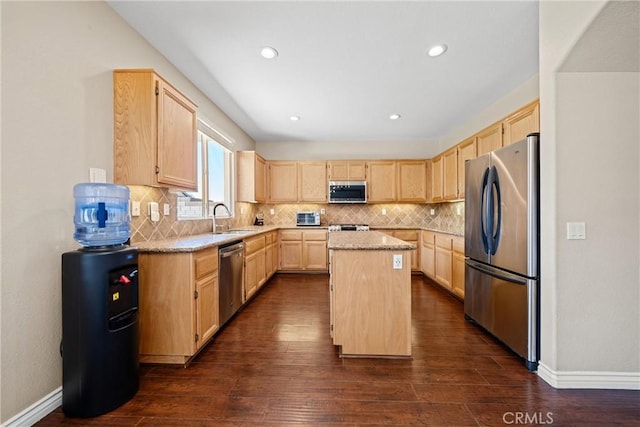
464, 133, 539, 371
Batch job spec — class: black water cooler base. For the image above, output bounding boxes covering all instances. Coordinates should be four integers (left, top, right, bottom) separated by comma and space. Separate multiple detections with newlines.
61, 245, 139, 417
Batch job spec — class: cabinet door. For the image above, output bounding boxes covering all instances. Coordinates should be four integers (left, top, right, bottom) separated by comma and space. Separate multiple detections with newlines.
452, 236, 465, 299
503, 100, 540, 146
304, 241, 328, 270
397, 161, 427, 202
431, 155, 443, 202
476, 122, 503, 157
244, 251, 259, 299
298, 161, 327, 202
196, 273, 218, 347
280, 241, 303, 270
367, 161, 396, 202
237, 151, 266, 203
156, 77, 198, 189
457, 137, 477, 199
268, 161, 298, 202
256, 248, 267, 288
442, 148, 458, 200
434, 235, 453, 289
328, 160, 366, 181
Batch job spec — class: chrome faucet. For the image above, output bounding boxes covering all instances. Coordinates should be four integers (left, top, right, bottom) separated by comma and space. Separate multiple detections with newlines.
212, 203, 231, 233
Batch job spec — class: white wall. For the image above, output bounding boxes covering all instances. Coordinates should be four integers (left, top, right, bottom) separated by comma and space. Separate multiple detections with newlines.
538, 0, 640, 387
0, 1, 254, 422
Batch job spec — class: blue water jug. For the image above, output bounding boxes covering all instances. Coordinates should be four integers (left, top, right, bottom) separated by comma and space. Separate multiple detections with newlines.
73, 183, 130, 246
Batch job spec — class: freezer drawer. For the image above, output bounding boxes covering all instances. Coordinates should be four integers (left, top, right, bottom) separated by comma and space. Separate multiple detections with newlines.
464, 259, 538, 370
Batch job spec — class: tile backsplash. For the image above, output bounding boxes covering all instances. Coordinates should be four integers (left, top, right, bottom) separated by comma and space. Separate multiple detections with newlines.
128, 185, 464, 244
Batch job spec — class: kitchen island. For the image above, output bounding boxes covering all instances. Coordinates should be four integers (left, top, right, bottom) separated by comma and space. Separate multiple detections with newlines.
328, 231, 415, 358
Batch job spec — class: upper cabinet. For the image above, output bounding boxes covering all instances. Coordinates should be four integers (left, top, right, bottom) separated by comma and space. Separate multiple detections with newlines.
328, 160, 367, 181
476, 122, 503, 157
456, 137, 477, 200
367, 160, 397, 202
442, 148, 458, 201
396, 160, 428, 203
237, 151, 266, 203
503, 100, 540, 146
268, 161, 327, 203
268, 161, 298, 203
114, 69, 198, 190
431, 155, 443, 202
298, 161, 327, 202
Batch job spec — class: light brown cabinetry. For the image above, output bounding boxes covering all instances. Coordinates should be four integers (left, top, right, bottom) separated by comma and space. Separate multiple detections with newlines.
503, 100, 540, 146
298, 161, 327, 202
431, 155, 443, 202
367, 160, 396, 202
456, 137, 477, 199
114, 69, 198, 190
442, 147, 459, 200
268, 161, 327, 203
451, 236, 465, 299
434, 234, 453, 290
420, 231, 436, 278
264, 231, 279, 279
476, 122, 503, 157
268, 161, 298, 203
237, 151, 266, 203
244, 234, 266, 300
397, 160, 428, 202
330, 248, 412, 357
328, 160, 366, 180
138, 247, 218, 364
379, 229, 420, 271
279, 229, 327, 271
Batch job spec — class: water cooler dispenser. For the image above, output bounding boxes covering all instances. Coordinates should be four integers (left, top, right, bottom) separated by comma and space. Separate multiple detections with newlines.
61, 183, 139, 417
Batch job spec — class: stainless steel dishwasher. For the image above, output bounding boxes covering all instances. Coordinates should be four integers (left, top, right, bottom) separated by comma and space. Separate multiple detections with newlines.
218, 240, 244, 327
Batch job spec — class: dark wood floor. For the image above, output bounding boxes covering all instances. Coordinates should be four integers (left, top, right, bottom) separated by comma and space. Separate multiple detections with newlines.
40, 274, 639, 426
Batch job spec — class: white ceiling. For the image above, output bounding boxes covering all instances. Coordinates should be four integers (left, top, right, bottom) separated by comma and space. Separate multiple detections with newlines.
108, 1, 539, 143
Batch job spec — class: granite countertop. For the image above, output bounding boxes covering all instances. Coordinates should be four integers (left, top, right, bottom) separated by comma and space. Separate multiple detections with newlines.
133, 225, 280, 253
328, 231, 416, 251
369, 225, 463, 237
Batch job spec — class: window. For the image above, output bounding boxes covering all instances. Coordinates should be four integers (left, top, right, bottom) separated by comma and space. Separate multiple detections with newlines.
177, 120, 234, 220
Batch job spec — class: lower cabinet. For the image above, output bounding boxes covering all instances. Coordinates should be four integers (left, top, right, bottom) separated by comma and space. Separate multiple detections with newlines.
244, 234, 266, 301
138, 247, 219, 365
279, 229, 327, 271
264, 231, 279, 278
379, 229, 420, 271
420, 230, 465, 300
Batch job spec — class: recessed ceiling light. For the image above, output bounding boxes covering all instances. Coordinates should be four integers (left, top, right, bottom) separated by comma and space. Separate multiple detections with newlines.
260, 46, 278, 59
290, 115, 300, 121
389, 114, 401, 120
427, 44, 448, 57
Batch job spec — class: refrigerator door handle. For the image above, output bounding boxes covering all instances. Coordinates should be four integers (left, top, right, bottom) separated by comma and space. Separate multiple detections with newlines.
490, 166, 502, 255
480, 167, 491, 254
465, 258, 527, 285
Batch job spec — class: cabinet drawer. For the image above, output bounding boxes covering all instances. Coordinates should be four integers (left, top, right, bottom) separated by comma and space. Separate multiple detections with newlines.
303, 230, 327, 241
452, 236, 465, 254
435, 234, 453, 250
245, 235, 266, 255
265, 231, 277, 245
195, 247, 218, 279
280, 230, 303, 241
422, 231, 436, 247
395, 230, 418, 241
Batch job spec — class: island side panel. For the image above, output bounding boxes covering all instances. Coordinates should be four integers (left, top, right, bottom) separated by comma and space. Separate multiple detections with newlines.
332, 249, 411, 357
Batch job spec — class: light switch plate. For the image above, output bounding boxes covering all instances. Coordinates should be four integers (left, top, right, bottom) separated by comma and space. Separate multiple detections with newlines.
567, 222, 586, 240
131, 201, 141, 217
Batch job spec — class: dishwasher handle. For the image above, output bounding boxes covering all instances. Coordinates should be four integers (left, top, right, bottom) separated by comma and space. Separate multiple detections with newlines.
220, 244, 244, 258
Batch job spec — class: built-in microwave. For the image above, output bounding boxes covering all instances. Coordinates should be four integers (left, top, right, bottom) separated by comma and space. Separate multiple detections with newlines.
296, 211, 321, 226
328, 181, 367, 204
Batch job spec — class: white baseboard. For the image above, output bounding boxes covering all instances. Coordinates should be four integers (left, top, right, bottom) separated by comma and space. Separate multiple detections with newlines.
537, 363, 640, 389
2, 387, 61, 427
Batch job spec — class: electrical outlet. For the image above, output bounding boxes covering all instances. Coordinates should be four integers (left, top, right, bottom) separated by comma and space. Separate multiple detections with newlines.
430, 208, 435, 215
270, 208, 275, 215
163, 204, 170, 216
131, 201, 140, 217
382, 208, 387, 215
393, 254, 402, 269
320, 208, 325, 215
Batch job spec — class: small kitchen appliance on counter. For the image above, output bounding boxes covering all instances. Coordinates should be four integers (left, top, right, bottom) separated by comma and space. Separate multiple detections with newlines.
296, 211, 321, 226
61, 183, 139, 417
